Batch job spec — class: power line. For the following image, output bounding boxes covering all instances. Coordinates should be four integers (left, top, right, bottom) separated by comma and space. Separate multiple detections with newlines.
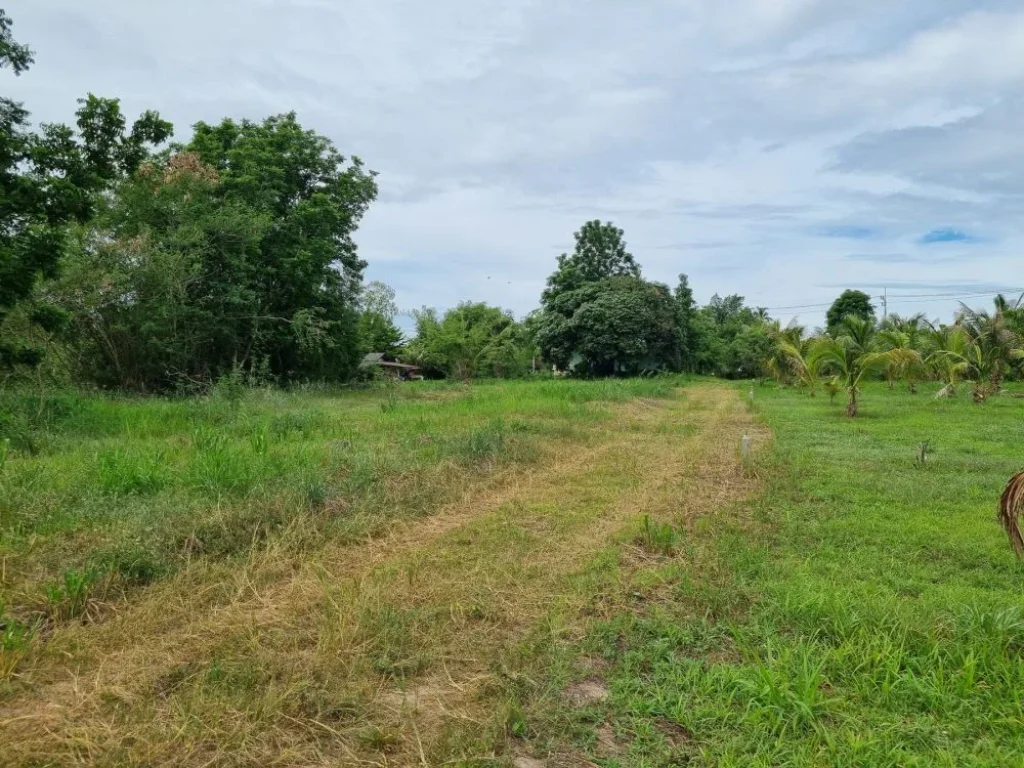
762, 289, 1023, 313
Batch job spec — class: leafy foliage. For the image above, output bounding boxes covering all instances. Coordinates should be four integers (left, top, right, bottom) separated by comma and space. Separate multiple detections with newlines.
0, 15, 171, 370
40, 115, 377, 390
826, 290, 876, 336
406, 302, 534, 379
541, 220, 640, 306
690, 294, 774, 378
358, 281, 404, 357
537, 276, 681, 375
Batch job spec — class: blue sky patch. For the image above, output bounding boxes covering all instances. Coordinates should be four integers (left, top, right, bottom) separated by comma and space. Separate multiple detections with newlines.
918, 228, 979, 244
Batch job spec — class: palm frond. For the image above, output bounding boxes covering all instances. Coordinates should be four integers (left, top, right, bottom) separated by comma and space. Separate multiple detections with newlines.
999, 472, 1024, 557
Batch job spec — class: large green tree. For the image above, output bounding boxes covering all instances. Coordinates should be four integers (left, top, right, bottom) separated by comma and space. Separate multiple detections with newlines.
0, 11, 171, 369
690, 294, 774, 378
184, 113, 378, 381
674, 274, 702, 372
826, 290, 876, 335
541, 220, 640, 306
536, 276, 681, 375
49, 153, 267, 389
48, 114, 378, 390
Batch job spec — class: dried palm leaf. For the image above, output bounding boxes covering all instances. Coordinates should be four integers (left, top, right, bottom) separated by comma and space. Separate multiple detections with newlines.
999, 471, 1024, 557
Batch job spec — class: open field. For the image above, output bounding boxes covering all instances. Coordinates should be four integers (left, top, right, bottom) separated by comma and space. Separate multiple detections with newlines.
501, 381, 1024, 767
1, 378, 1023, 766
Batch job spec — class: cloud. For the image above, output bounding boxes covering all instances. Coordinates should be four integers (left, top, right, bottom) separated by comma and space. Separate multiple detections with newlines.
818, 225, 876, 239
842, 252, 964, 264
5, 0, 1024, 328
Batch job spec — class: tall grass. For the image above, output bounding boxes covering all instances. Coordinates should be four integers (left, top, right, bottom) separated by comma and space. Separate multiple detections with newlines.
0, 378, 680, 634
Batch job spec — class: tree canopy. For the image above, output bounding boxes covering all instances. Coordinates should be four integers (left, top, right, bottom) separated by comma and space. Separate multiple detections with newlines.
358, 281, 404, 357
826, 290, 876, 335
542, 220, 640, 306
1, 13, 171, 368
406, 302, 533, 379
44, 114, 378, 390
536, 276, 681, 375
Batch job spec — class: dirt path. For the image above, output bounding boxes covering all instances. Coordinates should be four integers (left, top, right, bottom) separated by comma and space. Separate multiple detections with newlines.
0, 383, 765, 767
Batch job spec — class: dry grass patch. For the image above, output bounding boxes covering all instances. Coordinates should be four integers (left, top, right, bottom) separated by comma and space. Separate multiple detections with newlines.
0, 383, 765, 767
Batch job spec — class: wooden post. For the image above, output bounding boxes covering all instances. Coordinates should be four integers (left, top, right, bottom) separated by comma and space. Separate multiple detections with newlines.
917, 441, 929, 465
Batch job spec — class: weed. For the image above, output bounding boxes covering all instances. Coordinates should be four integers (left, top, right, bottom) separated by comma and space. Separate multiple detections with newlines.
358, 604, 430, 678
250, 422, 269, 456
43, 567, 104, 622
97, 447, 169, 495
358, 726, 402, 753
303, 480, 332, 511
191, 426, 227, 453
92, 542, 168, 586
380, 390, 399, 414
636, 514, 679, 556
0, 608, 31, 681
456, 420, 508, 464
186, 504, 287, 558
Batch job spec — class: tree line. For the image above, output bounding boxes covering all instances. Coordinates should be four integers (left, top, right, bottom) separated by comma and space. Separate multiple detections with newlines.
766, 289, 1024, 416
2, 10, 1021, 395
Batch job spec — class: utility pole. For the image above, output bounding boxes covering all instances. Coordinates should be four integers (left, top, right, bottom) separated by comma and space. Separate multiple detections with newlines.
881, 287, 887, 322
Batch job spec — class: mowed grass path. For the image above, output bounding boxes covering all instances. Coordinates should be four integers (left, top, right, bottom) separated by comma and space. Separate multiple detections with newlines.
504, 382, 1024, 767
4, 380, 1020, 766
0, 379, 764, 766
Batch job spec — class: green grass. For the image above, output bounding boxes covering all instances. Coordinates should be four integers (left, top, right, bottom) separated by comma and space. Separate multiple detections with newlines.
5, 375, 1022, 765
0, 377, 680, 638
512, 381, 1024, 767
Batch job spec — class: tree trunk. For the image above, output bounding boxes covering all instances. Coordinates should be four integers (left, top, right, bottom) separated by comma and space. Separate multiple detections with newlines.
991, 367, 1003, 393
846, 390, 858, 417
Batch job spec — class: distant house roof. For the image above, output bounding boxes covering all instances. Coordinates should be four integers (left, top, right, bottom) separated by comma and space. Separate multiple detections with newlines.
360, 352, 420, 370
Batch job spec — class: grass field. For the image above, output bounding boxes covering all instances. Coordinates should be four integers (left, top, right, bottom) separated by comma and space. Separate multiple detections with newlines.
497, 381, 1024, 767
1, 378, 1022, 766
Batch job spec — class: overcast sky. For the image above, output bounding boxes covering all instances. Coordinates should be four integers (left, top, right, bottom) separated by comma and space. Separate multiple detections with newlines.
7, 1, 1024, 327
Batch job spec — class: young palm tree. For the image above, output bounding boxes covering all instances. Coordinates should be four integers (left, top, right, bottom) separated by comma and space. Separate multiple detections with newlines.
813, 315, 890, 417
764, 320, 808, 388
956, 300, 1023, 393
876, 327, 924, 392
878, 313, 929, 391
779, 337, 822, 395
925, 325, 971, 398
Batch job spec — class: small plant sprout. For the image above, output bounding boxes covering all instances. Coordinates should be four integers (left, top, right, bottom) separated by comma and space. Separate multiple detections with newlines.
636, 514, 678, 556
999, 471, 1024, 557
250, 423, 269, 455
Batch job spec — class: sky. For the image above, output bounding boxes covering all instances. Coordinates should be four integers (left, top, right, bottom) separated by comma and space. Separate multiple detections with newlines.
6, 0, 1024, 329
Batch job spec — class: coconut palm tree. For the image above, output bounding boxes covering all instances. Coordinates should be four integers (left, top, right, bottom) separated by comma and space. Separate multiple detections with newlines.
764, 320, 808, 388
956, 300, 1023, 393
779, 337, 822, 395
876, 314, 927, 392
813, 315, 890, 417
925, 325, 971, 398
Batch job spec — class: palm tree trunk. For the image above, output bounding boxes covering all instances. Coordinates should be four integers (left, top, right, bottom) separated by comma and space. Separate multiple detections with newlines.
846, 389, 858, 417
